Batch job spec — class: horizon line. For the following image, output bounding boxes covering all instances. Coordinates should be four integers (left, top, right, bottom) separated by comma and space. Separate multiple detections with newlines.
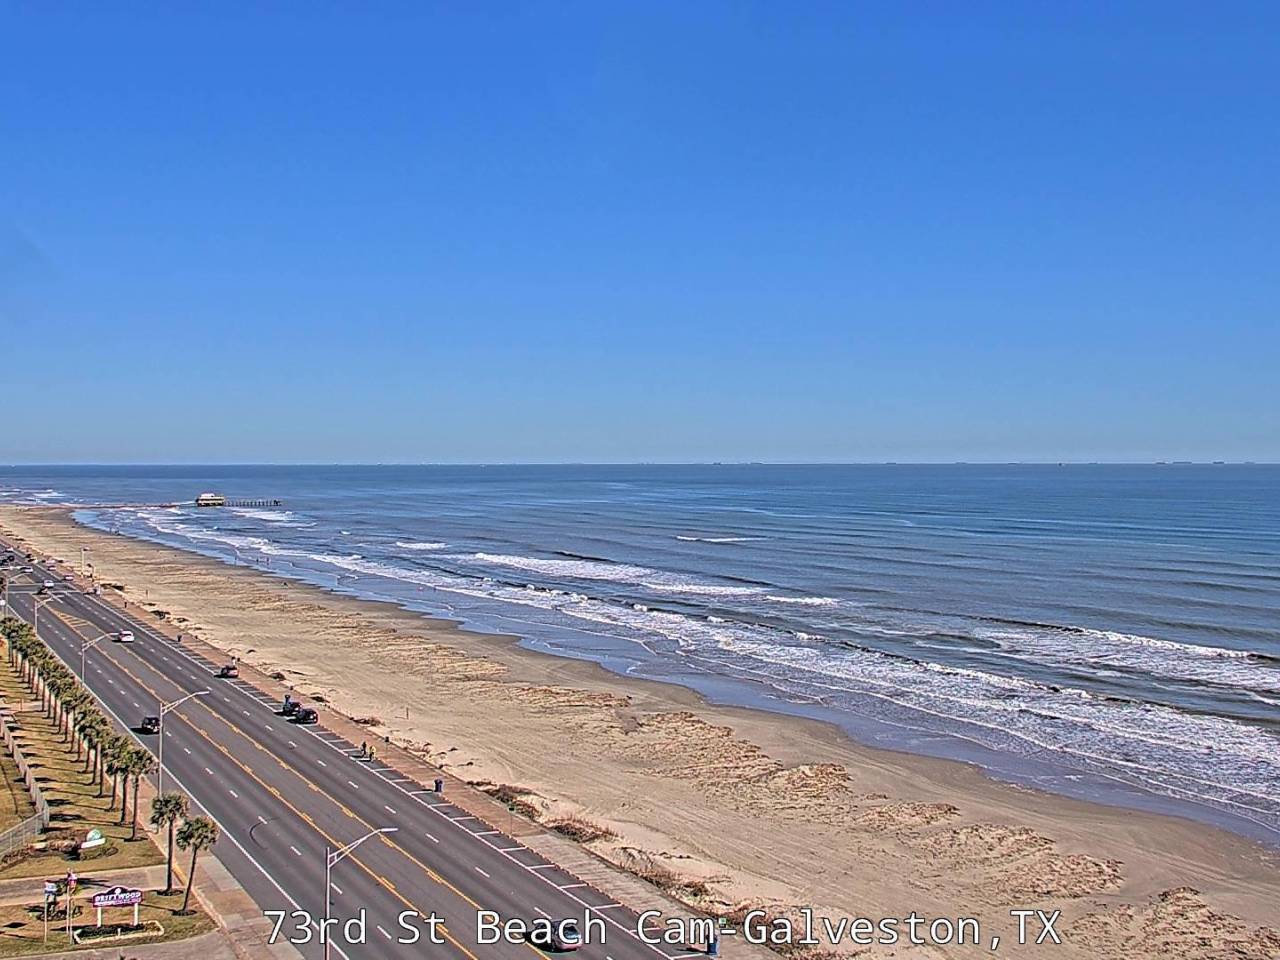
2, 460, 1277, 468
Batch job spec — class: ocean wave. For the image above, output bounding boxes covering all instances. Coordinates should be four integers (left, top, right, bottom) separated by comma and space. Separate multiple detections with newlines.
974, 624, 1280, 694
74, 506, 1280, 835
675, 535, 766, 543
766, 595, 839, 606
228, 507, 315, 527
394, 540, 448, 551
471, 552, 761, 597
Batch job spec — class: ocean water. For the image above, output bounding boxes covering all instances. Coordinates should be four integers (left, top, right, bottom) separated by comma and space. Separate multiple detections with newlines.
2, 464, 1277, 842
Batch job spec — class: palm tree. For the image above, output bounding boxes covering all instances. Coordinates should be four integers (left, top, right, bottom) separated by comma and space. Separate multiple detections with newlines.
78, 714, 107, 773
150, 793, 189, 894
107, 738, 131, 813
175, 816, 218, 914
127, 748, 156, 839
63, 689, 91, 748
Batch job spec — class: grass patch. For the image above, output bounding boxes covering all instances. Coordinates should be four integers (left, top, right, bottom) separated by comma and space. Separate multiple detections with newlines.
0, 892, 214, 957
617, 849, 711, 900
0, 666, 162, 881
546, 816, 618, 843
0, 746, 36, 836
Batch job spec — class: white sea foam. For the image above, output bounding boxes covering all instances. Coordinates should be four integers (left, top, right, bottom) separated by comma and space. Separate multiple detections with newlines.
975, 624, 1279, 693
676, 535, 766, 543
228, 507, 315, 527
85, 508, 1280, 834
766, 595, 839, 606
471, 552, 761, 597
395, 541, 448, 551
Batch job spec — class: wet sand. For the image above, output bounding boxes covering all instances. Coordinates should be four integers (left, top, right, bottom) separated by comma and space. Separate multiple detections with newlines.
2, 504, 1277, 958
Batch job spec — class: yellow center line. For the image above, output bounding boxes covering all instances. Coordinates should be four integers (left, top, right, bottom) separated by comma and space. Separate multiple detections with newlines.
52, 606, 544, 960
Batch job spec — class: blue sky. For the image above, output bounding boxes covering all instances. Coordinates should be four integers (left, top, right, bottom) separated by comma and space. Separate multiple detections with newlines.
2, 3, 1276, 463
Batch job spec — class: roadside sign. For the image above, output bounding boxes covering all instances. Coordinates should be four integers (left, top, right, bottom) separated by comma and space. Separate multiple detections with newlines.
90, 886, 142, 908
43, 881, 56, 901
91, 886, 143, 928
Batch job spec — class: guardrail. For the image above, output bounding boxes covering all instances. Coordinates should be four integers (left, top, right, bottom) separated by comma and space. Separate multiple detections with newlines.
0, 716, 51, 857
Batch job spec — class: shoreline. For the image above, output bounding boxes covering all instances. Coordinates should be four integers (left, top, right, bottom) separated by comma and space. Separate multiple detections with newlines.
3, 504, 1278, 958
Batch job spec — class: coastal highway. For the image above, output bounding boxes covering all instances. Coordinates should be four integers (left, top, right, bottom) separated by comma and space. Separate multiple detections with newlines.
1, 549, 711, 960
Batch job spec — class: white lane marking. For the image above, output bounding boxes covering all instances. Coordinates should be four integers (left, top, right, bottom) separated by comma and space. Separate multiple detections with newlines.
258, 816, 268, 825
183, 747, 191, 755
68, 586, 665, 959
475, 830, 498, 836
384, 805, 396, 815
592, 903, 623, 910
290, 845, 302, 857
265, 725, 273, 731
424, 832, 438, 843
534, 906, 549, 918
229, 790, 238, 799
132, 701, 139, 707
560, 883, 587, 889
30, 603, 358, 960
317, 759, 326, 767
330, 882, 343, 896
242, 710, 250, 717
475, 867, 490, 879
377, 925, 392, 941
347, 780, 359, 790
204, 767, 213, 775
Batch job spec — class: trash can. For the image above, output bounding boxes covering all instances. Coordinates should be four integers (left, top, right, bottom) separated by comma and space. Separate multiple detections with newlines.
708, 934, 720, 957
434, 778, 444, 794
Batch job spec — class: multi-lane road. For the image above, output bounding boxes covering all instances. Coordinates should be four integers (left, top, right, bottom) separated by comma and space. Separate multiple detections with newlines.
1, 546, 711, 960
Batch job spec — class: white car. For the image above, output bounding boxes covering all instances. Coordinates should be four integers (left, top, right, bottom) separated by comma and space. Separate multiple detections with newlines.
116, 630, 135, 643
42, 580, 55, 589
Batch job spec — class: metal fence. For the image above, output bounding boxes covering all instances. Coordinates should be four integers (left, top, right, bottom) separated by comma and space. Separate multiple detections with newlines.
0, 717, 51, 857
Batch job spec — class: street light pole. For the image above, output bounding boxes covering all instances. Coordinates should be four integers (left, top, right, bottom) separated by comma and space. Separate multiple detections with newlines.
157, 690, 209, 795
324, 827, 397, 960
32, 595, 54, 636
79, 634, 111, 680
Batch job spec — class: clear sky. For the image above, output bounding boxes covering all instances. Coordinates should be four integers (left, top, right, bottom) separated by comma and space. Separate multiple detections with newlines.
2, 3, 1276, 464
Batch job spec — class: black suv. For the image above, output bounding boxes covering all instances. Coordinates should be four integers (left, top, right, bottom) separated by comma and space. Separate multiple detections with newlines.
139, 716, 161, 734
293, 707, 319, 724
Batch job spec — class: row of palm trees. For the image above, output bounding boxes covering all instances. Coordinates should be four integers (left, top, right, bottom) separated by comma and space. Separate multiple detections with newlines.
1, 616, 217, 914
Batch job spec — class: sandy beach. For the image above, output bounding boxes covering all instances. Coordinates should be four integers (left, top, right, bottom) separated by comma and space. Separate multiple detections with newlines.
2, 504, 1277, 959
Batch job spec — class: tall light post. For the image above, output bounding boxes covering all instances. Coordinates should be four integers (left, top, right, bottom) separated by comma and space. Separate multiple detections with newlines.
79, 633, 111, 680
157, 690, 209, 795
324, 827, 397, 960
32, 595, 55, 636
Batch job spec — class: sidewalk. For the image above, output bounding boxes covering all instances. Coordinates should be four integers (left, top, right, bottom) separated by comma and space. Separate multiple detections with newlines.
0, 866, 166, 907
26, 929, 239, 960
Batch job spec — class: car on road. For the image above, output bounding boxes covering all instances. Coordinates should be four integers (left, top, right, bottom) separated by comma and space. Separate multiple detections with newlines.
281, 696, 300, 716
42, 579, 54, 589
293, 707, 319, 724
531, 919, 583, 952
115, 630, 135, 643
139, 716, 161, 734
218, 664, 239, 678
